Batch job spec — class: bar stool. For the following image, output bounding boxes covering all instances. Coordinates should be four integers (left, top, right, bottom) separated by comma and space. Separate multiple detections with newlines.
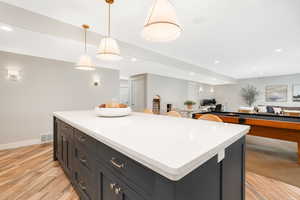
143, 109, 153, 114
198, 114, 223, 122
167, 111, 182, 118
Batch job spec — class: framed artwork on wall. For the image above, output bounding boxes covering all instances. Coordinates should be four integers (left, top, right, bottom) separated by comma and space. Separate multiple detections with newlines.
265, 85, 288, 102
293, 84, 300, 102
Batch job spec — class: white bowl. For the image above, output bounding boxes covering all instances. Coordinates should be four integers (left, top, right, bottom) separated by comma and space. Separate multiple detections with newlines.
95, 107, 132, 117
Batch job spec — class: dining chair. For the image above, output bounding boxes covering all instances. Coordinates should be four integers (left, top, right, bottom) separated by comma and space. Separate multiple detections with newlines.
198, 114, 223, 122
167, 111, 182, 118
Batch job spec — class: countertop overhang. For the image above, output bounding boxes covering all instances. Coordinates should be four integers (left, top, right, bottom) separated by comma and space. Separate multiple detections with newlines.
53, 110, 250, 181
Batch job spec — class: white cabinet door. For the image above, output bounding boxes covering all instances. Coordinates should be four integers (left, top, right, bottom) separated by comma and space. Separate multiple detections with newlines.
131, 77, 145, 112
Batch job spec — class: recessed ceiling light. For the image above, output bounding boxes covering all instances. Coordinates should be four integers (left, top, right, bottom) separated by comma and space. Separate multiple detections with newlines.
275, 48, 282, 52
251, 67, 258, 73
212, 78, 217, 81
214, 60, 220, 64
1, 26, 13, 32
189, 72, 196, 76
131, 57, 137, 62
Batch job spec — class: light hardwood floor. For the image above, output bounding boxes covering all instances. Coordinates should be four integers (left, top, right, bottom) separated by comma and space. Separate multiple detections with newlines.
246, 137, 300, 188
0, 144, 300, 200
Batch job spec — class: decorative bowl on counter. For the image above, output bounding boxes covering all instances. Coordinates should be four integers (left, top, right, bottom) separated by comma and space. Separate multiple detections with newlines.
95, 104, 132, 117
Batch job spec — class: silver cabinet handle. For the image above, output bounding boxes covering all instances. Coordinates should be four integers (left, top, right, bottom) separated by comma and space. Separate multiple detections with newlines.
110, 183, 121, 195
79, 157, 87, 164
110, 183, 116, 190
110, 157, 124, 169
78, 136, 86, 142
114, 186, 121, 195
79, 181, 87, 191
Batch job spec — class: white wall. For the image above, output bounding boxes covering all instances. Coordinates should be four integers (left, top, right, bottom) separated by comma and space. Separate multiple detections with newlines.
146, 74, 188, 111
188, 82, 216, 108
145, 74, 214, 112
215, 74, 300, 112
0, 51, 119, 147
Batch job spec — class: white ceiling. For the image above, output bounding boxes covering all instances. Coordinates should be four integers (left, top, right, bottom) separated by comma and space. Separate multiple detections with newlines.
1, 0, 300, 81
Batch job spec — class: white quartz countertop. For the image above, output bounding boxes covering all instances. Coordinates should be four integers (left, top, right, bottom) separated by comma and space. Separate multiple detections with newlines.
53, 110, 250, 181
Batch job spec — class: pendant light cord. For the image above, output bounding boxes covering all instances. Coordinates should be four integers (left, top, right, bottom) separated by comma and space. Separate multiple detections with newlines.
108, 3, 111, 37
84, 28, 87, 53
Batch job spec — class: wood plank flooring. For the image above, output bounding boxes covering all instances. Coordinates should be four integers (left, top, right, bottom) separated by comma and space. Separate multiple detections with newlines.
0, 143, 300, 200
246, 136, 300, 188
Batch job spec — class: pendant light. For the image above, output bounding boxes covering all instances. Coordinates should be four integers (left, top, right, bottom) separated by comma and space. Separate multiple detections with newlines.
76, 24, 96, 71
142, 0, 182, 42
97, 0, 122, 61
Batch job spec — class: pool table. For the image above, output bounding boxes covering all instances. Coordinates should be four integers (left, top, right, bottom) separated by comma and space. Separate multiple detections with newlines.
193, 112, 300, 164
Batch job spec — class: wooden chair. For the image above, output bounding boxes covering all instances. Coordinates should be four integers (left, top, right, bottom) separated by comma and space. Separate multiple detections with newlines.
143, 109, 153, 114
198, 114, 223, 122
167, 111, 182, 118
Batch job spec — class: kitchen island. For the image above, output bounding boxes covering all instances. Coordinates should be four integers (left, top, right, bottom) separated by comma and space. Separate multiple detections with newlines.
53, 110, 250, 200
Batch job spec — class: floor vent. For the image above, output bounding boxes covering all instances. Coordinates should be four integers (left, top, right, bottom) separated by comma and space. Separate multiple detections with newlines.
41, 134, 53, 143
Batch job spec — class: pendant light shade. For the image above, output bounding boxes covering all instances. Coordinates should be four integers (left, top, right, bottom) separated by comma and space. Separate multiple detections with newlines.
97, 37, 122, 61
142, 0, 182, 42
76, 54, 95, 71
76, 24, 96, 71
97, 0, 122, 61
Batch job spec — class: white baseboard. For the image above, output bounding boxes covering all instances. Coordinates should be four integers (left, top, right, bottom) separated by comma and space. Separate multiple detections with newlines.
0, 139, 41, 151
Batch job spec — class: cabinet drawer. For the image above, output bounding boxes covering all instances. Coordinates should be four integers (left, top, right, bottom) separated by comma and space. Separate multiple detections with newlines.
74, 129, 97, 153
57, 120, 73, 136
96, 142, 155, 197
99, 164, 147, 200
74, 144, 94, 172
73, 163, 97, 200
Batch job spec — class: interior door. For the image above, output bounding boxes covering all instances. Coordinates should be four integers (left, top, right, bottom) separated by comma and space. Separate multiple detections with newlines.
120, 86, 129, 105
130, 77, 145, 112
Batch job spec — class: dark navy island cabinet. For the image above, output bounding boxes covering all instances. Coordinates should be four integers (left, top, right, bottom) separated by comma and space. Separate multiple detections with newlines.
53, 117, 245, 200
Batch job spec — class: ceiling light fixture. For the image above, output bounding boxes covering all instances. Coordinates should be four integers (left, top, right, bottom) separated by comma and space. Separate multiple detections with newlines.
275, 48, 282, 53
189, 72, 196, 76
214, 60, 220, 64
131, 57, 137, 62
1, 25, 13, 32
76, 24, 96, 71
142, 0, 182, 42
97, 0, 122, 61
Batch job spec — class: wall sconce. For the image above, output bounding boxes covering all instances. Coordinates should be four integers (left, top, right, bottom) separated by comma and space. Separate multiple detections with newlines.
199, 86, 203, 92
7, 68, 21, 81
210, 87, 215, 93
92, 74, 101, 86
